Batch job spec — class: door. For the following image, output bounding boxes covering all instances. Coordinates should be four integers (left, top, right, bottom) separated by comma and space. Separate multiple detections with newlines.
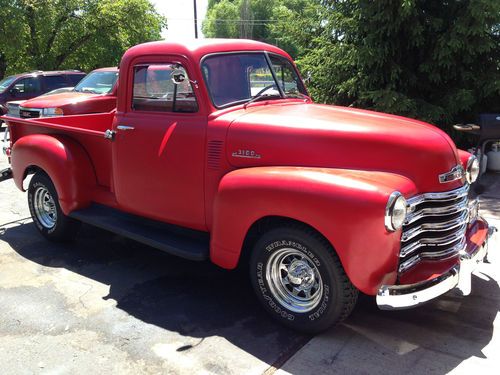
10, 76, 41, 101
112, 59, 207, 230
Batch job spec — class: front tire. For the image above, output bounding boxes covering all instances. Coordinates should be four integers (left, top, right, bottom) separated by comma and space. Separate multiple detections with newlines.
250, 225, 358, 333
28, 172, 80, 242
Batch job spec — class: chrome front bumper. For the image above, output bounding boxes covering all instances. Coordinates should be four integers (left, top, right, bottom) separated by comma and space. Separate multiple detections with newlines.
377, 225, 497, 310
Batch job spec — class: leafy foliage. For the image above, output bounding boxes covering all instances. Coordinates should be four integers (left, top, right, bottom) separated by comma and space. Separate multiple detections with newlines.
202, 0, 240, 38
0, 0, 166, 79
202, 0, 311, 58
296, 0, 500, 127
204, 0, 500, 129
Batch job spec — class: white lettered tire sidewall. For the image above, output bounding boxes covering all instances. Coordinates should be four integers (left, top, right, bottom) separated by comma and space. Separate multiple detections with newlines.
250, 226, 357, 333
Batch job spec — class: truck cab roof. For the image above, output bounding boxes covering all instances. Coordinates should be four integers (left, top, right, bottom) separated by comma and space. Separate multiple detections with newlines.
121, 39, 293, 64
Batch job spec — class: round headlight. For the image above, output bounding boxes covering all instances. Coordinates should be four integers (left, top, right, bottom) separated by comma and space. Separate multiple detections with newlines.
385, 192, 407, 232
466, 155, 480, 184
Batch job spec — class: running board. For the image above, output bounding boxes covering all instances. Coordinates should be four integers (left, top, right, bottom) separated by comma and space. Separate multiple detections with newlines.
69, 204, 209, 261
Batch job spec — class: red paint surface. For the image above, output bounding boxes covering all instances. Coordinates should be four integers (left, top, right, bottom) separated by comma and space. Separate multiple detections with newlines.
2, 39, 489, 295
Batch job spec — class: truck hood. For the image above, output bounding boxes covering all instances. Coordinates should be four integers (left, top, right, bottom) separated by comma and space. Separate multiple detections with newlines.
226, 102, 464, 193
6, 100, 26, 106
21, 92, 109, 108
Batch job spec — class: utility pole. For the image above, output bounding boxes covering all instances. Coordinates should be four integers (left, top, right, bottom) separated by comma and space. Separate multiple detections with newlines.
193, 0, 198, 39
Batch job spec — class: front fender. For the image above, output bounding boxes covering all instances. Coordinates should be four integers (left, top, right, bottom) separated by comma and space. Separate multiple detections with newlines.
457, 149, 472, 170
211, 167, 417, 295
11, 134, 96, 214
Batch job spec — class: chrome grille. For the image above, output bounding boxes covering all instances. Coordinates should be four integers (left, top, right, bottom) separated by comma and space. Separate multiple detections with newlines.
19, 108, 41, 119
399, 184, 470, 273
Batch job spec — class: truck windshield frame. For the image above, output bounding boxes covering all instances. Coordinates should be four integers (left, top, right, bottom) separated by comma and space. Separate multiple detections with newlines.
201, 51, 307, 109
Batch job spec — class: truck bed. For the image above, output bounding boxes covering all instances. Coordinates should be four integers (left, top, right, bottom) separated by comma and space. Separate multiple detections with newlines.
3, 112, 114, 188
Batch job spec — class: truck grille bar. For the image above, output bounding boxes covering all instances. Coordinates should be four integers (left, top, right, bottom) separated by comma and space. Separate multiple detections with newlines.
19, 108, 41, 119
399, 184, 470, 274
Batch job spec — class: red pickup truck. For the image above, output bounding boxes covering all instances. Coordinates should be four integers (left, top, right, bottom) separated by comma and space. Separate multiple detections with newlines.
1, 39, 496, 333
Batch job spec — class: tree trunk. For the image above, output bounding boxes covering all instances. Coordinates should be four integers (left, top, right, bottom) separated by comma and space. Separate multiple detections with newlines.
0, 53, 7, 80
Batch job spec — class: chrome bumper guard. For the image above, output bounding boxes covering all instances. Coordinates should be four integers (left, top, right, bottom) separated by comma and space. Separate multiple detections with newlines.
377, 225, 497, 310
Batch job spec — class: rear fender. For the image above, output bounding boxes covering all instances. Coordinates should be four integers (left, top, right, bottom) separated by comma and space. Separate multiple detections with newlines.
11, 134, 96, 214
211, 167, 417, 295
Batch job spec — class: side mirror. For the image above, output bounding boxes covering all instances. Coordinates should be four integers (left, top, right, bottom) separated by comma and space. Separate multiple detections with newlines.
9, 88, 19, 97
171, 69, 198, 88
171, 70, 186, 85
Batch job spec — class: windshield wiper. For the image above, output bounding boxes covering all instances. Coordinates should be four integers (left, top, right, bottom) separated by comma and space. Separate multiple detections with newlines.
243, 93, 282, 109
286, 92, 310, 100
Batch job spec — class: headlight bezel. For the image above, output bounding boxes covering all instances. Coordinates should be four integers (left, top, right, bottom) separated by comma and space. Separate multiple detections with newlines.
385, 191, 408, 232
465, 155, 480, 184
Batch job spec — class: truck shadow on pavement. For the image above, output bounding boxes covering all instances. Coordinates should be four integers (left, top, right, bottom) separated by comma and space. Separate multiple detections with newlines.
2, 220, 499, 372
1, 221, 310, 368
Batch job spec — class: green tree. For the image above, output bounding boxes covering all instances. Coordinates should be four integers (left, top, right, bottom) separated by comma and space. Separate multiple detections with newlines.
0, 2, 25, 78
202, 0, 240, 38
295, 0, 500, 127
202, 0, 311, 58
0, 0, 166, 79
268, 0, 322, 57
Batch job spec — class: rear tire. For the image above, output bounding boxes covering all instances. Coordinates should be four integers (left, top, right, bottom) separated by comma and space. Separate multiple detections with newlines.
28, 172, 80, 242
250, 224, 358, 333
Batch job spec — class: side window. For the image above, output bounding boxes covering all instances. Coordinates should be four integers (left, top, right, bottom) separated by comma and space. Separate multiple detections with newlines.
13, 77, 41, 94
67, 74, 85, 86
132, 63, 198, 113
268, 55, 304, 96
43, 75, 69, 91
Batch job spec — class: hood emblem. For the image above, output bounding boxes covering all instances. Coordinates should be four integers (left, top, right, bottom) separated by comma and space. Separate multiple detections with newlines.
439, 165, 465, 183
232, 149, 261, 159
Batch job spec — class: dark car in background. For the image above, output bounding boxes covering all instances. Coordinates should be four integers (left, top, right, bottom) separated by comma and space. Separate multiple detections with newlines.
0, 70, 86, 118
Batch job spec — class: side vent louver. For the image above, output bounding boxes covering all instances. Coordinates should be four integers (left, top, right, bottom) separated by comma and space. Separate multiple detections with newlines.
207, 140, 224, 170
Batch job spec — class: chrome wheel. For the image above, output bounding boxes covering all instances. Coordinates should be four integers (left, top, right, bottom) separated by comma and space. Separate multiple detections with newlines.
33, 185, 57, 229
266, 248, 323, 313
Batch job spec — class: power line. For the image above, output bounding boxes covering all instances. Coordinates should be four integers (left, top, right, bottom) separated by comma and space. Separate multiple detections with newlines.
167, 17, 281, 22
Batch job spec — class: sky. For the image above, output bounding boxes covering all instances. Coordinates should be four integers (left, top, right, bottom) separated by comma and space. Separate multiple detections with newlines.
149, 0, 209, 39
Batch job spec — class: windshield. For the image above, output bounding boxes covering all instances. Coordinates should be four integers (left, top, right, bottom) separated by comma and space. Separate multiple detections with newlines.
201, 53, 307, 108
0, 76, 16, 93
74, 71, 118, 94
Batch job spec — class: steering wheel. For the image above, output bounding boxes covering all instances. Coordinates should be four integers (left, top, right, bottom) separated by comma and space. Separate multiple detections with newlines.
254, 84, 278, 97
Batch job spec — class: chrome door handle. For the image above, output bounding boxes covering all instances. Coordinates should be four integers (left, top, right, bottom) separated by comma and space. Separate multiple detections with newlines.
117, 125, 135, 131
